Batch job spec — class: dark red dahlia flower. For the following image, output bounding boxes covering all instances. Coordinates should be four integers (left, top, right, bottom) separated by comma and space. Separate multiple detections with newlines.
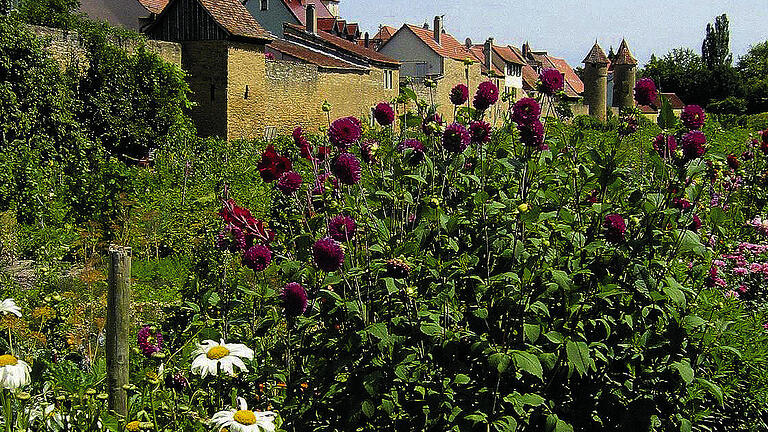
243, 244, 272, 272
277, 171, 302, 194
512, 98, 541, 125
518, 120, 545, 148
216, 223, 247, 253
137, 326, 163, 357
373, 102, 395, 126
329, 116, 362, 149
443, 122, 471, 153
473, 81, 499, 111
469, 120, 492, 144
653, 134, 677, 158
727, 154, 740, 170
331, 152, 362, 185
360, 140, 377, 164
398, 139, 426, 165
421, 113, 443, 136
743, 150, 754, 161
681, 105, 705, 130
681, 130, 707, 161
633, 78, 657, 106
312, 173, 339, 196
385, 258, 411, 279
282, 282, 308, 316
450, 84, 469, 105
538, 68, 564, 95
293, 127, 314, 160
328, 214, 356, 242
258, 145, 292, 183
672, 197, 692, 211
604, 213, 626, 243
313, 237, 345, 272
218, 200, 275, 244
689, 214, 702, 232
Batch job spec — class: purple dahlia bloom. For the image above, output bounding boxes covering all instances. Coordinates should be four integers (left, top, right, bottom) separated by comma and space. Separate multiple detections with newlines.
331, 152, 362, 185
282, 282, 308, 316
443, 122, 471, 153
681, 130, 707, 161
473, 81, 499, 111
276, 171, 302, 194
538, 68, 564, 95
512, 98, 541, 125
243, 244, 272, 272
360, 140, 377, 163
681, 105, 705, 130
398, 139, 426, 165
450, 84, 469, 105
216, 223, 247, 253
469, 120, 492, 144
137, 326, 163, 357
328, 214, 356, 242
633, 78, 657, 106
329, 116, 362, 149
689, 214, 702, 232
421, 113, 443, 136
517, 120, 545, 148
373, 102, 395, 126
165, 372, 189, 391
604, 213, 626, 244
653, 134, 677, 158
313, 237, 345, 272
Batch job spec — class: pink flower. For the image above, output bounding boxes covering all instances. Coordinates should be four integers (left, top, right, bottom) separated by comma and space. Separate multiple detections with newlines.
738, 285, 748, 293
538, 68, 564, 95
724, 290, 739, 298
473, 81, 499, 111
763, 322, 768, 331
713, 260, 726, 267
750, 263, 763, 273
733, 267, 748, 276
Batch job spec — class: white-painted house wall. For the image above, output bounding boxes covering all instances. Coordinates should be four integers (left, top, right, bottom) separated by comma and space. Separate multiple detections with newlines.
379, 27, 443, 78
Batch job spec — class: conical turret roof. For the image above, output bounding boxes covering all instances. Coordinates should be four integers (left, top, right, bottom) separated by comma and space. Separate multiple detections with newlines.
612, 39, 637, 65
583, 41, 609, 64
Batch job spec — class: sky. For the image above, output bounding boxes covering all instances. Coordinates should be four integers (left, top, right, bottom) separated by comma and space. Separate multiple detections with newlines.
340, 0, 768, 67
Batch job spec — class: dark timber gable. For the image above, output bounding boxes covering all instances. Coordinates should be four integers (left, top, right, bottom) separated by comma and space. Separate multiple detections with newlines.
147, 0, 229, 41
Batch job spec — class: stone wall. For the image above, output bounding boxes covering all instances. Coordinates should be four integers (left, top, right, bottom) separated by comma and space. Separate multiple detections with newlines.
28, 25, 182, 68
183, 41, 229, 138
226, 42, 268, 140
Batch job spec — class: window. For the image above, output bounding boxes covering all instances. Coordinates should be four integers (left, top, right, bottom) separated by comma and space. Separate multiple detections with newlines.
244, 85, 249, 99
384, 70, 393, 89
260, 0, 268, 11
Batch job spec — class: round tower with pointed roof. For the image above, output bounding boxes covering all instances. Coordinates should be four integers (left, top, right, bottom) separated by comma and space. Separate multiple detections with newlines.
583, 41, 609, 121
612, 39, 637, 109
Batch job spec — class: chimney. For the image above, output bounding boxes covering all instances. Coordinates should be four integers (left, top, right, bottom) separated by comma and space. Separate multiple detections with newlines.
364, 32, 369, 48
465, 38, 472, 49
522, 42, 530, 59
433, 16, 442, 44
484, 37, 494, 72
306, 4, 317, 34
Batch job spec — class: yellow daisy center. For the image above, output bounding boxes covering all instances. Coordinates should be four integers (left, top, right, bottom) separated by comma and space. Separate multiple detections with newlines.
0, 355, 18, 367
233, 410, 257, 425
125, 421, 140, 431
206, 346, 230, 360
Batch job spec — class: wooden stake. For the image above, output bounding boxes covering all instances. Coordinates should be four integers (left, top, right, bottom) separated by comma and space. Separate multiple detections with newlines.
106, 245, 131, 416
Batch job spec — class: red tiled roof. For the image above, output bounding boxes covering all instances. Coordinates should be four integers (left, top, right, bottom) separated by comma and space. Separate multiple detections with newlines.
403, 24, 471, 61
373, 25, 396, 42
137, 0, 168, 13
199, 0, 271, 40
317, 17, 336, 31
284, 23, 399, 66
548, 56, 584, 94
583, 42, 609, 65
521, 63, 538, 90
283, 0, 332, 25
494, 45, 525, 65
268, 39, 364, 70
468, 45, 504, 76
345, 23, 359, 37
639, 92, 686, 112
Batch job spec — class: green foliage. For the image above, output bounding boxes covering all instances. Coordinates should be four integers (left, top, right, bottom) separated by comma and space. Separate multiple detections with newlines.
702, 14, 732, 69
16, 0, 80, 29
737, 41, 768, 113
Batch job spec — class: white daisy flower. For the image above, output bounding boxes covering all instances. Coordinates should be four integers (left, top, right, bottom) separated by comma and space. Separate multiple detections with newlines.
210, 397, 276, 432
0, 298, 21, 317
191, 339, 253, 378
0, 354, 31, 389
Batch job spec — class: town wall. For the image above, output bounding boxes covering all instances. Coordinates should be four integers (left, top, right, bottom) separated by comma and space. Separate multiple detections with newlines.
226, 42, 269, 140
182, 41, 229, 138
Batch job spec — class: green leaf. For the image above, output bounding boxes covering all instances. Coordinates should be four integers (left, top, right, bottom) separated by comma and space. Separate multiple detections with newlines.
492, 416, 518, 432
366, 323, 388, 340
454, 374, 471, 385
420, 322, 443, 337
551, 270, 573, 291
696, 377, 724, 406
657, 94, 677, 129
100, 412, 120, 432
361, 400, 375, 418
566, 340, 590, 376
512, 350, 543, 380
674, 229, 705, 257
663, 277, 687, 307
680, 418, 692, 432
524, 323, 541, 343
671, 360, 694, 384
518, 393, 546, 406
489, 352, 511, 373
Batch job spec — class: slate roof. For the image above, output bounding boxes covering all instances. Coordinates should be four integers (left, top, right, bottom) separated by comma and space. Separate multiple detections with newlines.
268, 39, 364, 70
401, 24, 472, 61
612, 39, 637, 65
583, 42, 609, 64
284, 23, 400, 66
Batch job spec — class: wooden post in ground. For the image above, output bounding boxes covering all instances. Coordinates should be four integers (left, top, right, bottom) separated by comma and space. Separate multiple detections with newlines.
106, 245, 131, 416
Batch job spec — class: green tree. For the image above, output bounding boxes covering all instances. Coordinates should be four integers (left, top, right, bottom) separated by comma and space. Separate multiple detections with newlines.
16, 0, 80, 29
640, 48, 707, 105
702, 13, 733, 69
737, 41, 768, 113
